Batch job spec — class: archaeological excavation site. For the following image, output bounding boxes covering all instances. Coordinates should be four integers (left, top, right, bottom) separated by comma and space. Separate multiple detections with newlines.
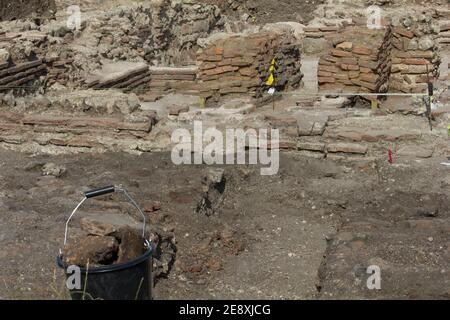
0, 0, 449, 301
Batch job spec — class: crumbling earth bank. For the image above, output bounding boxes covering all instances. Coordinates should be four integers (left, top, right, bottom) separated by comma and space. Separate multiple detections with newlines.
0, 0, 56, 22
200, 0, 326, 24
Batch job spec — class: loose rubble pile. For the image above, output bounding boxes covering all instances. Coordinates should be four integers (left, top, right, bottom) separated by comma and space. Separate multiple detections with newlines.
63, 226, 144, 268
75, 210, 176, 279
197, 31, 303, 103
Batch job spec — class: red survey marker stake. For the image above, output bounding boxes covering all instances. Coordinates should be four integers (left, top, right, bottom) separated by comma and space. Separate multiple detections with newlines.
388, 149, 393, 164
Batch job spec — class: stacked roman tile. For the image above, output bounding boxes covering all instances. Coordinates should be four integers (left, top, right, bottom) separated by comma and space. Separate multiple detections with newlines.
437, 23, 450, 46
85, 62, 151, 93
304, 25, 342, 40
196, 31, 302, 102
148, 66, 198, 94
318, 26, 390, 93
0, 90, 157, 153
1, 31, 77, 89
44, 57, 74, 87
0, 53, 46, 92
389, 27, 439, 93
318, 25, 440, 94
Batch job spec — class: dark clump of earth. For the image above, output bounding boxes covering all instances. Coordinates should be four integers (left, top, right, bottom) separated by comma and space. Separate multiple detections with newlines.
63, 226, 144, 268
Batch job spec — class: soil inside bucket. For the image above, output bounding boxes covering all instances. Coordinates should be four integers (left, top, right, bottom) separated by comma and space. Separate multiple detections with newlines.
63, 226, 145, 268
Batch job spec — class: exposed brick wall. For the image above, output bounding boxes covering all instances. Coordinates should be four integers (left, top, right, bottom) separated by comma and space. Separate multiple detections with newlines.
318, 27, 390, 93
0, 59, 46, 93
196, 31, 303, 102
390, 27, 439, 93
318, 26, 439, 94
0, 0, 55, 21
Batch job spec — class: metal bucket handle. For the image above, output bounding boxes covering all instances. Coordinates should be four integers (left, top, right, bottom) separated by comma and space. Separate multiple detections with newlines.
60, 185, 147, 254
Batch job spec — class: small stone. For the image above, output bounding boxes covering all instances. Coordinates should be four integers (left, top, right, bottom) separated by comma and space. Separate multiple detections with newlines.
112, 226, 144, 264
397, 146, 433, 159
207, 168, 225, 185
189, 264, 203, 273
0, 49, 10, 64
418, 37, 434, 51
63, 235, 119, 267
80, 212, 143, 236
168, 105, 189, 116
327, 143, 368, 155
2, 92, 15, 107
144, 201, 162, 213
206, 259, 222, 271
336, 42, 353, 51
42, 163, 66, 177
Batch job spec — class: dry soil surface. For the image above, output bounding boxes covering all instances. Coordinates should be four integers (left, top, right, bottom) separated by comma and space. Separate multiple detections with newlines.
0, 149, 449, 299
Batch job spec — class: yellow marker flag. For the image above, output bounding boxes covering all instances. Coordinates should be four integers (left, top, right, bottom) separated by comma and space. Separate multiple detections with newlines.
269, 58, 276, 72
371, 99, 378, 110
266, 73, 274, 86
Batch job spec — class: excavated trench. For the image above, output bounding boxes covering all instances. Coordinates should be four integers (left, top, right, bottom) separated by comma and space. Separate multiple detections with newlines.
0, 0, 449, 300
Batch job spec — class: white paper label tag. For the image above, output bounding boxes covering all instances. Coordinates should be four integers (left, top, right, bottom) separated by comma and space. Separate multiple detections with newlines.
268, 87, 275, 95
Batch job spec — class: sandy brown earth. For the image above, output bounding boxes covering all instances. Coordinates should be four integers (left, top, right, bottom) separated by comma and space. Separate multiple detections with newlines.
0, 149, 448, 299
200, 0, 325, 24
0, 0, 55, 22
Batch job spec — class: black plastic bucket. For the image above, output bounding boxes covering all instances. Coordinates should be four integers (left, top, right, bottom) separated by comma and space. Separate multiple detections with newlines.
57, 185, 153, 300
57, 244, 153, 300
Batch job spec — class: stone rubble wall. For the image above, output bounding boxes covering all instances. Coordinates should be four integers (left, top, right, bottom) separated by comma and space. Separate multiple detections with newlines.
318, 25, 440, 94
0, 89, 157, 153
438, 23, 450, 46
389, 27, 440, 93
0, 1, 224, 89
80, 1, 223, 66
196, 31, 303, 103
148, 66, 198, 94
0, 47, 46, 93
304, 25, 343, 40
85, 62, 151, 92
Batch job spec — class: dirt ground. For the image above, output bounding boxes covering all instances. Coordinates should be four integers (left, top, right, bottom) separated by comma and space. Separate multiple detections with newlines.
200, 0, 325, 24
0, 148, 448, 299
